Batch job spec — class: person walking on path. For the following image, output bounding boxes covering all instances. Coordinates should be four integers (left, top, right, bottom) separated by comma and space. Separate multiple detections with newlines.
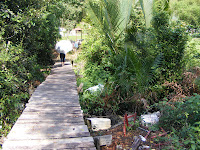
60, 53, 65, 66
55, 40, 73, 66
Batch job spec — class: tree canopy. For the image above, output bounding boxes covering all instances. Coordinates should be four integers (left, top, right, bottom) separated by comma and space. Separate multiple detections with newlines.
0, 0, 85, 135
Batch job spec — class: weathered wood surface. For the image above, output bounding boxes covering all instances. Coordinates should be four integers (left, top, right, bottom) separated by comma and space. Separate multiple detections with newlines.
3, 62, 96, 150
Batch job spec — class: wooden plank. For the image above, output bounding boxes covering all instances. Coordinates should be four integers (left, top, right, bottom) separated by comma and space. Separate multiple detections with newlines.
7, 124, 90, 140
32, 92, 78, 96
30, 93, 79, 98
36, 85, 77, 89
29, 94, 79, 99
2, 62, 96, 150
23, 109, 82, 113
24, 107, 82, 112
3, 137, 95, 150
29, 96, 80, 100
18, 113, 83, 120
29, 97, 80, 101
20, 112, 83, 118
14, 119, 85, 125
26, 103, 81, 108
34, 89, 78, 92
26, 103, 81, 107
23, 108, 82, 113
28, 98, 80, 103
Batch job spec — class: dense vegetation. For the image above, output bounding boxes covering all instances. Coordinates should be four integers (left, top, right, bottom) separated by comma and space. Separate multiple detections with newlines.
0, 0, 84, 138
170, 0, 200, 29
74, 0, 200, 149
0, 0, 199, 149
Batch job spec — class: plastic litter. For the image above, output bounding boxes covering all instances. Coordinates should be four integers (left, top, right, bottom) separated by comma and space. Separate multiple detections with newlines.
141, 111, 160, 127
86, 84, 104, 93
139, 135, 146, 142
138, 145, 150, 150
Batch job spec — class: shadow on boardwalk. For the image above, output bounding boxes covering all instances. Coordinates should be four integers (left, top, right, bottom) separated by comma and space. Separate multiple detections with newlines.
3, 62, 96, 150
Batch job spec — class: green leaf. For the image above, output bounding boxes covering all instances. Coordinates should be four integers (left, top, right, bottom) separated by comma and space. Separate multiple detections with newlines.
139, 0, 154, 28
191, 144, 196, 150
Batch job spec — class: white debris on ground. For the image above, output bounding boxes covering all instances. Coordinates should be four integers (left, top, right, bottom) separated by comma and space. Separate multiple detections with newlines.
141, 111, 161, 127
86, 84, 104, 93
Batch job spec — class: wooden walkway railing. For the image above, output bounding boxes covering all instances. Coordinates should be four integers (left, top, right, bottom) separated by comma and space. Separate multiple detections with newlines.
3, 62, 96, 150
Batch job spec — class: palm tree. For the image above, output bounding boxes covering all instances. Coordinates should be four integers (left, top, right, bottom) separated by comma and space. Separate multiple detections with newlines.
87, 0, 170, 50
87, 0, 133, 53
86, 0, 169, 109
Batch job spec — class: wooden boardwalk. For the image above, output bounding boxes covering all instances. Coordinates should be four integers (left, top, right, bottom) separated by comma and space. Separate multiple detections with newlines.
3, 62, 96, 150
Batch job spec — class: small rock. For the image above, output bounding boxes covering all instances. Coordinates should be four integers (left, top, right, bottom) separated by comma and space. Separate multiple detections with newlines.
116, 145, 123, 150
138, 145, 150, 150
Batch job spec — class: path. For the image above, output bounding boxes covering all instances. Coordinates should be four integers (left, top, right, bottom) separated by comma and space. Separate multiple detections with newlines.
3, 62, 96, 150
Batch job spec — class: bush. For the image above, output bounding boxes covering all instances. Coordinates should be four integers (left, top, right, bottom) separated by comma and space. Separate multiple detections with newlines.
76, 28, 119, 115
184, 38, 200, 70
79, 90, 105, 115
151, 12, 188, 79
156, 94, 200, 149
0, 43, 46, 134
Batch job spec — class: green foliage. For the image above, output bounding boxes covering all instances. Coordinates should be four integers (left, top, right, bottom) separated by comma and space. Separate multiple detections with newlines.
74, 2, 199, 149
77, 0, 191, 116
87, 0, 132, 53
139, 0, 154, 28
139, 0, 170, 28
171, 0, 200, 28
78, 82, 120, 116
154, 94, 200, 149
0, 42, 45, 133
156, 94, 200, 149
153, 0, 170, 13
79, 91, 105, 115
59, 0, 85, 31
0, 0, 81, 136
0, 0, 61, 66
158, 94, 200, 129
76, 28, 120, 115
184, 38, 200, 69
151, 11, 188, 78
77, 28, 113, 84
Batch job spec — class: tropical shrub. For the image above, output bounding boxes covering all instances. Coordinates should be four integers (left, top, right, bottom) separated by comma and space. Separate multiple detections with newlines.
0, 0, 81, 136
184, 38, 200, 70
0, 42, 45, 134
151, 11, 188, 80
76, 0, 191, 116
76, 27, 118, 115
155, 94, 200, 149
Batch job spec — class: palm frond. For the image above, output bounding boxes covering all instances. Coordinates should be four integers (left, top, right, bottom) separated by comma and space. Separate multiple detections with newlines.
153, 0, 170, 13
118, 0, 133, 32
151, 52, 163, 72
87, 0, 133, 53
139, 0, 154, 28
121, 47, 164, 94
